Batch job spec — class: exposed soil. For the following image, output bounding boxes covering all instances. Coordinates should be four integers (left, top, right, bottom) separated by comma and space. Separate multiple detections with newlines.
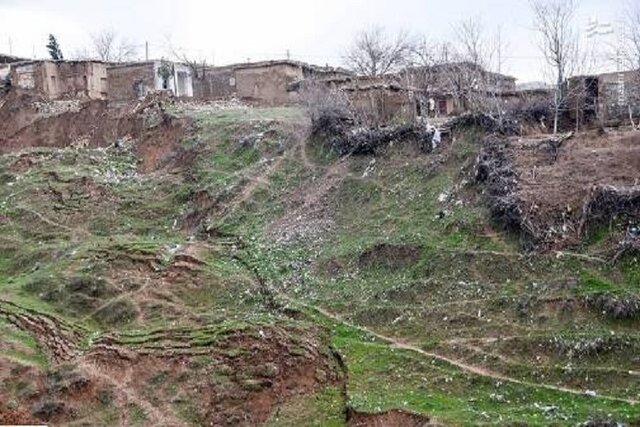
1, 292, 344, 426
78, 324, 343, 426
0, 89, 190, 173
0, 402, 40, 426
514, 129, 640, 245
347, 408, 434, 427
478, 129, 640, 248
0, 300, 86, 363
358, 243, 422, 270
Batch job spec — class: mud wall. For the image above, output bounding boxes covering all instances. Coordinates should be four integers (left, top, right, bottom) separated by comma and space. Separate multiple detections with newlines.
235, 63, 303, 105
347, 87, 417, 124
107, 63, 156, 101
9, 61, 107, 100
192, 66, 237, 100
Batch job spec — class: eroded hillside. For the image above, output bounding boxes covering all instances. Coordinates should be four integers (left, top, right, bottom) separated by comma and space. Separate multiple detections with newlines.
0, 95, 639, 426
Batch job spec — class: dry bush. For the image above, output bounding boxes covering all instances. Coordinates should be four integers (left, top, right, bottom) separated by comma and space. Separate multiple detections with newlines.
585, 293, 640, 320
301, 82, 436, 156
475, 136, 536, 246
551, 335, 633, 359
578, 185, 640, 237
301, 82, 357, 141
448, 112, 519, 135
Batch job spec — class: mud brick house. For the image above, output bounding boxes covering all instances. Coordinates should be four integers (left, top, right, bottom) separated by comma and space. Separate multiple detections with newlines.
107, 60, 193, 101
568, 70, 640, 125
347, 82, 420, 124
192, 64, 237, 100
192, 60, 352, 105
400, 62, 517, 116
1, 60, 108, 99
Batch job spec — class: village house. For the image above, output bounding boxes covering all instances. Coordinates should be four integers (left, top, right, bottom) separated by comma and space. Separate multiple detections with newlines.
294, 74, 423, 123
192, 60, 352, 105
0, 60, 108, 100
107, 60, 194, 101
568, 70, 640, 125
400, 62, 517, 116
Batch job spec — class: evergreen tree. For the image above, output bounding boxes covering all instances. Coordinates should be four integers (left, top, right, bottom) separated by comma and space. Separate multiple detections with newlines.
46, 34, 63, 60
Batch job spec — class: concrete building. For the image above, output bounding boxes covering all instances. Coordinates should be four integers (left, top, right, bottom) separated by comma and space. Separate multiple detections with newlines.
1, 60, 108, 99
107, 60, 193, 101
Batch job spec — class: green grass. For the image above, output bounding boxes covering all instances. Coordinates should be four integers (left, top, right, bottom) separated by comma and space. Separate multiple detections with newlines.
2, 106, 639, 425
265, 385, 346, 426
0, 318, 47, 367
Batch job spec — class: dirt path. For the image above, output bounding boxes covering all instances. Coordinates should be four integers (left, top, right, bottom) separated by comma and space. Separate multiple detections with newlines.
282, 295, 639, 405
299, 138, 317, 171
224, 128, 316, 218
224, 154, 287, 216
15, 205, 91, 239
83, 362, 183, 426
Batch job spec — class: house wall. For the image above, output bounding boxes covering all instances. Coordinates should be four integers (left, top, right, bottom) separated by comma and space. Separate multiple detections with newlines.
107, 61, 193, 100
192, 66, 237, 100
9, 61, 107, 99
568, 70, 640, 124
347, 87, 417, 124
597, 71, 640, 121
160, 63, 193, 97
107, 62, 156, 101
235, 63, 304, 105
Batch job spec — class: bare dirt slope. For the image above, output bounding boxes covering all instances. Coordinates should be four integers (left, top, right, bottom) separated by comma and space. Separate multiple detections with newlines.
514, 130, 640, 245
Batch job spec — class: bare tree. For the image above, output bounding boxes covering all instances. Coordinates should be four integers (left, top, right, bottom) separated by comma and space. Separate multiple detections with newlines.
404, 37, 442, 91
344, 27, 415, 77
164, 35, 208, 80
455, 17, 488, 68
76, 29, 137, 62
530, 0, 579, 134
449, 17, 511, 118
620, 2, 640, 129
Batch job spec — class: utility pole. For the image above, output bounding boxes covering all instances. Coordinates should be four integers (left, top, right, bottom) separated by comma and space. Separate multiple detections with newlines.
145, 41, 149, 61
8, 37, 12, 55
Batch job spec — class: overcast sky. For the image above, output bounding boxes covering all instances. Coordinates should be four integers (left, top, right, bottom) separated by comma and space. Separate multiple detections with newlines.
0, 0, 626, 83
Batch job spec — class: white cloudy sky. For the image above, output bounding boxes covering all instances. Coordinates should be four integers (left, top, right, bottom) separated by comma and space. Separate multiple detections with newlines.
0, 0, 627, 83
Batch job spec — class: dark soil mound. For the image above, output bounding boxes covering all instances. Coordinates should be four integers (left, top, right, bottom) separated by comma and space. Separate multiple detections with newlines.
347, 408, 434, 427
359, 243, 422, 269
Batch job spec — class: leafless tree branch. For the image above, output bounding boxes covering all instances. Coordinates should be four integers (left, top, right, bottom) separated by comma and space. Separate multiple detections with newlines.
530, 0, 579, 134
344, 27, 416, 77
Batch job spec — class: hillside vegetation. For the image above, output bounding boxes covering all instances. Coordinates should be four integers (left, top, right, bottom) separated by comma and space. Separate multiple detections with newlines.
0, 98, 639, 426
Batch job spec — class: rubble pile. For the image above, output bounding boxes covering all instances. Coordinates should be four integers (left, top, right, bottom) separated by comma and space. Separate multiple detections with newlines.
32, 100, 82, 118
174, 97, 250, 113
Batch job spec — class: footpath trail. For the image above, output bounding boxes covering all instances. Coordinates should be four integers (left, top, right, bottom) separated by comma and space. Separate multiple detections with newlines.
280, 294, 639, 406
